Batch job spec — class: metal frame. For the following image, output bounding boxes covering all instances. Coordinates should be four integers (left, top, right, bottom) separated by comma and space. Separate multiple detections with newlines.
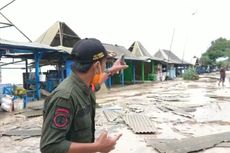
0, 22, 13, 29
0, 39, 64, 105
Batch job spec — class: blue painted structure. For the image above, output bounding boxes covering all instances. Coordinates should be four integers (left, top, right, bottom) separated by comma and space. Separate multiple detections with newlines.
65, 60, 74, 77
34, 52, 41, 99
105, 63, 112, 88
0, 38, 65, 106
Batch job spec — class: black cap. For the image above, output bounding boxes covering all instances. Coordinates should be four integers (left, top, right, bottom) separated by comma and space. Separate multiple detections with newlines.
71, 38, 108, 64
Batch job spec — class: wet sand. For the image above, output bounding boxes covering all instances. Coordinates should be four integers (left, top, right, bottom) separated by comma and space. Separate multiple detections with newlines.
0, 110, 11, 120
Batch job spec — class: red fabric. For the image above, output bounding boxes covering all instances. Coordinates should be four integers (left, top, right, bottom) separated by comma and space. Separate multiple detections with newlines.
91, 84, 95, 92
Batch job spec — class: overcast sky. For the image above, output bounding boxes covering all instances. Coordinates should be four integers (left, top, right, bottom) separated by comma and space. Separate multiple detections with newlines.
1, 0, 230, 63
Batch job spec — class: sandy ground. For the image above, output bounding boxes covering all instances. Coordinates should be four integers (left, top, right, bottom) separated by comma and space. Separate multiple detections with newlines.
0, 71, 230, 153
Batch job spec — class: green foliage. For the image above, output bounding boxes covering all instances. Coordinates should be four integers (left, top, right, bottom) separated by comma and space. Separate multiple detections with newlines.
217, 60, 230, 68
201, 37, 230, 65
182, 68, 199, 80
200, 55, 212, 65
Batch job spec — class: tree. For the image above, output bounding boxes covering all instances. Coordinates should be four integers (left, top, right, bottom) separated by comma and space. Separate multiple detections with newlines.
200, 55, 212, 65
201, 37, 230, 65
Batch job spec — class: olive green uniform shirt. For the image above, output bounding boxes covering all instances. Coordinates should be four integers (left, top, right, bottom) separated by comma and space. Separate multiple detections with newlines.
40, 72, 97, 153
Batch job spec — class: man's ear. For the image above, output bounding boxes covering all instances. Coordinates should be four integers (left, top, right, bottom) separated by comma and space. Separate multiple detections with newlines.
93, 61, 100, 74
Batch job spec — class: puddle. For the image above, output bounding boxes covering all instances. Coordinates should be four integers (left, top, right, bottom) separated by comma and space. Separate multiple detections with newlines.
192, 102, 230, 122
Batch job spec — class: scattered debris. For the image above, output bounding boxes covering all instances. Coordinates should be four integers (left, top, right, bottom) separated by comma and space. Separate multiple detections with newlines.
1, 72, 230, 153
22, 110, 43, 118
156, 103, 193, 118
14, 110, 26, 115
14, 109, 43, 118
127, 104, 144, 113
181, 107, 196, 112
2, 129, 41, 137
146, 131, 230, 153
155, 103, 170, 112
153, 96, 181, 102
206, 94, 230, 99
216, 142, 230, 148
187, 84, 199, 88
95, 111, 108, 126
26, 100, 44, 110
13, 136, 32, 140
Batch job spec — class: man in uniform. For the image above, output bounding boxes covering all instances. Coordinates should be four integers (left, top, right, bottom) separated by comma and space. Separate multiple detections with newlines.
40, 38, 128, 153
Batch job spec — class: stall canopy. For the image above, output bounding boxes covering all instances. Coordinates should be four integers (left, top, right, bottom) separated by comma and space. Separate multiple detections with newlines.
129, 41, 163, 62
0, 37, 68, 67
0, 37, 64, 100
35, 21, 81, 54
129, 41, 152, 57
103, 43, 141, 60
0, 38, 61, 59
154, 49, 185, 64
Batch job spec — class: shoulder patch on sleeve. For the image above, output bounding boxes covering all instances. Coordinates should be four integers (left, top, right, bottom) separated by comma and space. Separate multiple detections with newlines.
52, 107, 70, 129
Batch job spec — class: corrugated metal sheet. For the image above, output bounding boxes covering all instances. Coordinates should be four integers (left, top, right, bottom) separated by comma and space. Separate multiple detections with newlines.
123, 114, 156, 134
103, 109, 121, 122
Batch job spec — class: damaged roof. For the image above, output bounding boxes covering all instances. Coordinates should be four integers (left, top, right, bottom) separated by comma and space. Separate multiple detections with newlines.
35, 21, 80, 54
103, 43, 147, 61
129, 41, 152, 57
154, 49, 188, 64
129, 41, 163, 62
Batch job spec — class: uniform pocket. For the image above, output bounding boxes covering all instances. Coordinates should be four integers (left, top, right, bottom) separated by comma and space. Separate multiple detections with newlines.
74, 105, 92, 130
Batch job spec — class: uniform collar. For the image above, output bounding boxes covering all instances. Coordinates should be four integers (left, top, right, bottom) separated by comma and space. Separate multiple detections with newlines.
70, 71, 91, 95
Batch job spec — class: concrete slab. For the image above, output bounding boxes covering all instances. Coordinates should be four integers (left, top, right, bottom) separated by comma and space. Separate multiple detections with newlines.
146, 132, 230, 153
